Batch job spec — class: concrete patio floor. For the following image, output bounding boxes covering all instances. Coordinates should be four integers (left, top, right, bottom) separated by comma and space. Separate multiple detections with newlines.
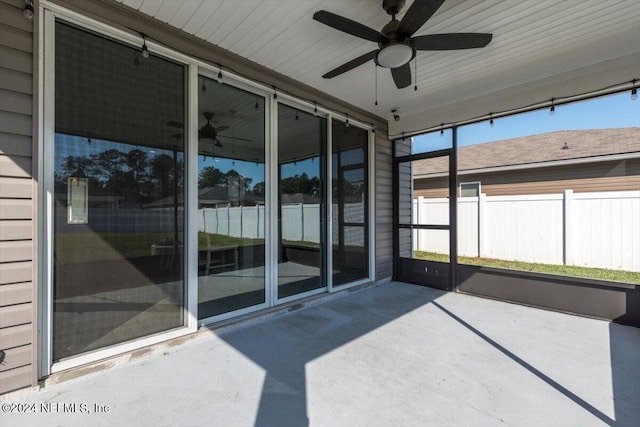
2, 282, 639, 427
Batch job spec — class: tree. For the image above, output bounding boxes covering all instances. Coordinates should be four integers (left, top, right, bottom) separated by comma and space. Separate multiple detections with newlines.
280, 173, 321, 197
198, 166, 226, 189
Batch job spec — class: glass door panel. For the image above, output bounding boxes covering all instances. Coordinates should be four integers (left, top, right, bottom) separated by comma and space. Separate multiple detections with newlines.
53, 22, 185, 360
277, 105, 327, 298
197, 77, 266, 318
331, 120, 369, 286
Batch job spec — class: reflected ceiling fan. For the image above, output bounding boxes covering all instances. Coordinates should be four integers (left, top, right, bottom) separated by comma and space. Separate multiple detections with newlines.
313, 0, 493, 89
167, 112, 251, 147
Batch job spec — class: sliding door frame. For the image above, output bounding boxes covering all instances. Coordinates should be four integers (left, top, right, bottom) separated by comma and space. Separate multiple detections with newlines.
39, 5, 199, 376
273, 98, 330, 305
195, 66, 272, 326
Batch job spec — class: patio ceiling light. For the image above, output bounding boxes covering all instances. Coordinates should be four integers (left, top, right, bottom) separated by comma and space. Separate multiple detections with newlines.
376, 43, 414, 69
140, 34, 149, 59
23, 0, 34, 20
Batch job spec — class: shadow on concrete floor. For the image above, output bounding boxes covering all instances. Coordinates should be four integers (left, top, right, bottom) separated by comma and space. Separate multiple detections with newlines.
219, 283, 446, 426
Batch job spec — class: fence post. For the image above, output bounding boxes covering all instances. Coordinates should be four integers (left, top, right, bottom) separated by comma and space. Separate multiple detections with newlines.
215, 206, 219, 235
416, 196, 423, 251
202, 208, 207, 234
563, 189, 573, 266
478, 193, 486, 258
300, 203, 304, 242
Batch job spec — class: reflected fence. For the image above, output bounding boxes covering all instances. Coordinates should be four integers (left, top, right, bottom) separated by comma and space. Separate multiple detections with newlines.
55, 202, 366, 247
413, 190, 640, 272
198, 203, 366, 246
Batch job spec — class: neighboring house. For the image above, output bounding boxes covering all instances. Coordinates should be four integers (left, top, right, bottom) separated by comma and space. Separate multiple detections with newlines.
413, 127, 640, 198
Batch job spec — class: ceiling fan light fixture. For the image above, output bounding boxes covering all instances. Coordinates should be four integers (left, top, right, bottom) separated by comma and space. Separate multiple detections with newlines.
376, 43, 414, 68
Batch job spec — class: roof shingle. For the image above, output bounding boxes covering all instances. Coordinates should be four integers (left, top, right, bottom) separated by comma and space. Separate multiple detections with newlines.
413, 127, 640, 176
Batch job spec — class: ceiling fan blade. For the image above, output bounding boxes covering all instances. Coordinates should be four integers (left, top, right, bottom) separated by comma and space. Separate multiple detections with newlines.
214, 139, 223, 148
218, 134, 251, 142
322, 50, 378, 79
313, 10, 388, 43
413, 33, 493, 50
167, 120, 183, 129
391, 63, 411, 89
397, 0, 446, 37
215, 125, 229, 133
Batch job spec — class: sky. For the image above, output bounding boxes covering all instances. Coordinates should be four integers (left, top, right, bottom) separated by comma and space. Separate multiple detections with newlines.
412, 91, 640, 153
56, 92, 639, 188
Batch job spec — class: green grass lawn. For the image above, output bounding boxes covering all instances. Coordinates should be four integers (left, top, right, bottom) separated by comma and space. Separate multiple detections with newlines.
413, 251, 640, 285
55, 232, 263, 264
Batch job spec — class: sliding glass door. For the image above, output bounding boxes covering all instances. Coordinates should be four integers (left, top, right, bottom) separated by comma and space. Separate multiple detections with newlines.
277, 104, 327, 299
53, 22, 185, 360
332, 120, 369, 286
48, 17, 373, 368
197, 76, 266, 319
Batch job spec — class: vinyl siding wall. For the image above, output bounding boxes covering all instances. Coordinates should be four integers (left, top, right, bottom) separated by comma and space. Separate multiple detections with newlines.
394, 142, 413, 262
414, 158, 640, 198
0, 0, 37, 394
375, 132, 393, 280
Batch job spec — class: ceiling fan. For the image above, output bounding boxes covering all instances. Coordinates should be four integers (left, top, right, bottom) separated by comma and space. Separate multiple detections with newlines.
167, 112, 251, 147
313, 0, 493, 89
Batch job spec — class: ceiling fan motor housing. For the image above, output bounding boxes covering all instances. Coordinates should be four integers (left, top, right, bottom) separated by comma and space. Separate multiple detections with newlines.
383, 0, 406, 16
376, 18, 415, 68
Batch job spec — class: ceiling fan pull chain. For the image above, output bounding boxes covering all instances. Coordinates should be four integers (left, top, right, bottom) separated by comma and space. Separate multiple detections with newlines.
375, 64, 379, 106
414, 56, 418, 91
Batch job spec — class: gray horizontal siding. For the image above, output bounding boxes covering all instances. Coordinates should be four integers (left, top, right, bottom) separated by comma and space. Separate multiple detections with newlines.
0, 155, 32, 178
0, 241, 32, 263
0, 344, 31, 372
0, 261, 32, 285
0, 1, 34, 33
0, 132, 32, 156
0, 322, 31, 348
0, 88, 32, 115
0, 23, 32, 53
0, 302, 32, 328
0, 282, 32, 305
0, 220, 32, 240
0, 68, 32, 95
0, 177, 32, 198
0, 0, 35, 395
0, 45, 32, 74
0, 199, 32, 219
0, 365, 31, 394
0, 111, 32, 136
375, 133, 393, 281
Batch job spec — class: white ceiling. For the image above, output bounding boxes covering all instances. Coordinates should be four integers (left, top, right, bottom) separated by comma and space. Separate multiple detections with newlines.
116, 0, 640, 137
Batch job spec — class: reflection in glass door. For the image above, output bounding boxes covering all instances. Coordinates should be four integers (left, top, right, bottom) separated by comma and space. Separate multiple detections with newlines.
197, 76, 266, 319
332, 120, 369, 286
53, 22, 185, 360
277, 104, 327, 299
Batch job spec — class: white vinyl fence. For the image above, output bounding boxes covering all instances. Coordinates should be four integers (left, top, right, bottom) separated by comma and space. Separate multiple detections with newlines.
197, 202, 366, 247
413, 190, 640, 272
